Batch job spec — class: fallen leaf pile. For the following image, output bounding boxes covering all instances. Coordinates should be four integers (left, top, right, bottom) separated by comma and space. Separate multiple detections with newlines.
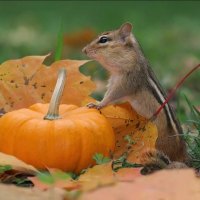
1, 154, 200, 200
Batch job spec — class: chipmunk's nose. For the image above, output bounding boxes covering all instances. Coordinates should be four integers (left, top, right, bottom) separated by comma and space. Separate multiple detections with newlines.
82, 46, 87, 54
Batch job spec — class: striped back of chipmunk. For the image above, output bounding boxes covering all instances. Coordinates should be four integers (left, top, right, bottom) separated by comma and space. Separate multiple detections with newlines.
147, 66, 183, 136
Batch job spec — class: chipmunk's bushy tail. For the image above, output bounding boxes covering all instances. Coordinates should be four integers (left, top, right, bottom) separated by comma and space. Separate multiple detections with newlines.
140, 149, 188, 175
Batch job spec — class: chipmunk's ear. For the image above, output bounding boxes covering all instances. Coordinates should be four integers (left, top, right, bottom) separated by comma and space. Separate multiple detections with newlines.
119, 22, 133, 39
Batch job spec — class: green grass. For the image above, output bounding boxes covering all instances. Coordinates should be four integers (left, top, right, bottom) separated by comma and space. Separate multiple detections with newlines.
183, 96, 200, 169
54, 20, 64, 61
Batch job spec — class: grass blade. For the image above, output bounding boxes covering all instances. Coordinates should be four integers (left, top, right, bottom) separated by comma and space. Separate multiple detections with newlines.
184, 95, 198, 120
54, 20, 64, 61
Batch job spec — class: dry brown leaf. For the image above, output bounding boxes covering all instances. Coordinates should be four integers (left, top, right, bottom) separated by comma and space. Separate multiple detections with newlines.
80, 169, 200, 200
101, 103, 158, 163
0, 152, 37, 185
0, 55, 93, 113
0, 152, 38, 174
77, 163, 115, 191
76, 163, 142, 191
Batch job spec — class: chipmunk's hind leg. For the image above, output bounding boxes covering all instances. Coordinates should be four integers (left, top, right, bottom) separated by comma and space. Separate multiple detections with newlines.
140, 149, 188, 175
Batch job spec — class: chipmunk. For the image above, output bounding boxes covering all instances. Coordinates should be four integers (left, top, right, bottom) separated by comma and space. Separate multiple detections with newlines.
82, 22, 188, 169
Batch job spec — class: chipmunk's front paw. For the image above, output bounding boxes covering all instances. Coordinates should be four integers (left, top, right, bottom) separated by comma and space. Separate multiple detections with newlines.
86, 102, 102, 110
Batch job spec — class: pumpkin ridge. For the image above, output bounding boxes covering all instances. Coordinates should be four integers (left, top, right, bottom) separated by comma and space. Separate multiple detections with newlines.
72, 120, 84, 172
36, 120, 56, 169
48, 119, 78, 171
46, 121, 55, 168
73, 117, 101, 172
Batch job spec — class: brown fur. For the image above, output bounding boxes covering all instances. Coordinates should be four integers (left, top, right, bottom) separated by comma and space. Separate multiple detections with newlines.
82, 22, 187, 162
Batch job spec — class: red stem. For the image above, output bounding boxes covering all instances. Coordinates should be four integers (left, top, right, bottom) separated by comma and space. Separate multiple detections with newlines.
151, 63, 200, 120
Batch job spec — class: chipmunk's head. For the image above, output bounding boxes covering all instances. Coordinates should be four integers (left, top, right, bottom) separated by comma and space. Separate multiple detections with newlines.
82, 22, 138, 73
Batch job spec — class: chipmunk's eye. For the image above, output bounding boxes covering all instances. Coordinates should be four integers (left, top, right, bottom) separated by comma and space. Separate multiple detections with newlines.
98, 36, 108, 44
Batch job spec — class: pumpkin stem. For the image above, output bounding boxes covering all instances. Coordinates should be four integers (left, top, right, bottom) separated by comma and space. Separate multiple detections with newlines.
44, 68, 66, 120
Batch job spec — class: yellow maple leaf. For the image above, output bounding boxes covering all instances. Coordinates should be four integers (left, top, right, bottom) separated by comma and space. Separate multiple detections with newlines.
0, 55, 94, 113
101, 103, 157, 162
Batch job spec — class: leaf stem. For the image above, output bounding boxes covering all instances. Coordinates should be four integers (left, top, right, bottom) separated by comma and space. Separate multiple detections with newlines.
44, 68, 66, 120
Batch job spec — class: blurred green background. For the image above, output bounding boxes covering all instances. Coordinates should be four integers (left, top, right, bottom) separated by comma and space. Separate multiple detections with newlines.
0, 1, 199, 121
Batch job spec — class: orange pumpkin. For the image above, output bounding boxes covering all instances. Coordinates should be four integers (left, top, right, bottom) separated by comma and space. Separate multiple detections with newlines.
0, 69, 115, 173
